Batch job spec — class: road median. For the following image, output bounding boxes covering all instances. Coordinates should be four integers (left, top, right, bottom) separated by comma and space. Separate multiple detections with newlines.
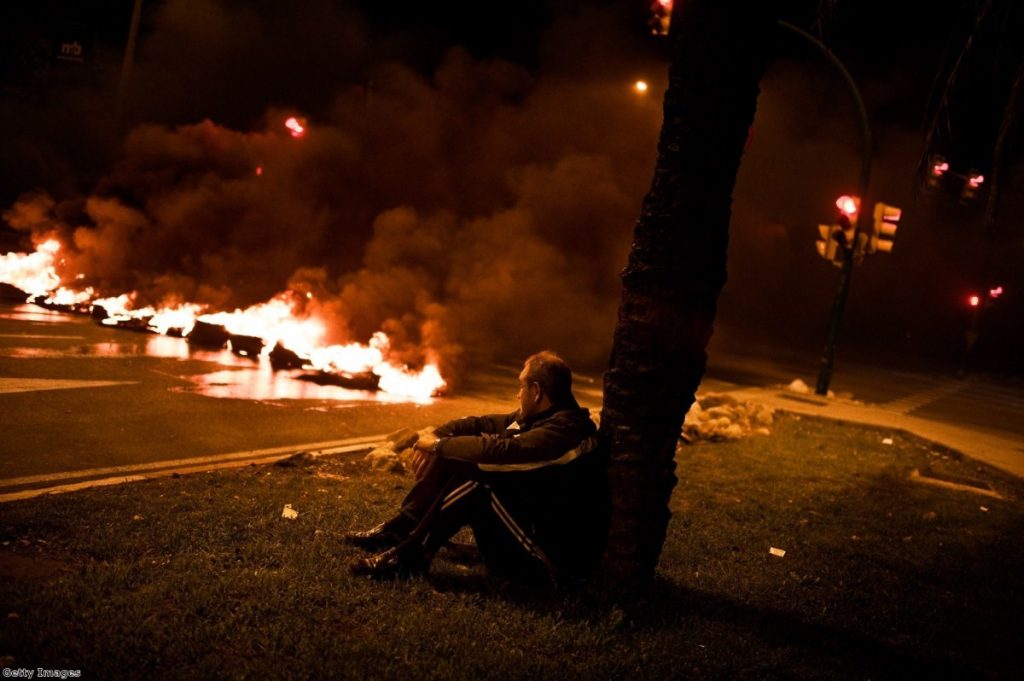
1, 413, 1021, 678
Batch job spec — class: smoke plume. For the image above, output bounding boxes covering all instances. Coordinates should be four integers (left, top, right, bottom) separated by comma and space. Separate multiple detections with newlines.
5, 0, 1018, 377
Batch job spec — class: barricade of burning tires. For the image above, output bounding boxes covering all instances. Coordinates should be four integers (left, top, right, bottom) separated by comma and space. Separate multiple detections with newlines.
27, 290, 383, 393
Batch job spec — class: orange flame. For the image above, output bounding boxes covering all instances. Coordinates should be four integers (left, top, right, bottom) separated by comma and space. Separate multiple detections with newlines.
0, 241, 447, 401
0, 239, 64, 296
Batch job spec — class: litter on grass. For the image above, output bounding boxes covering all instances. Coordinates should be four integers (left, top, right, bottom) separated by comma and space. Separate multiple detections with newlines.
769, 547, 786, 558
281, 504, 298, 520
365, 428, 433, 474
681, 393, 775, 443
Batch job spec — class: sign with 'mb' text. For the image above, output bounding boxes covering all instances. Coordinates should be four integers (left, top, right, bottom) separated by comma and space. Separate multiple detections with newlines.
53, 25, 92, 63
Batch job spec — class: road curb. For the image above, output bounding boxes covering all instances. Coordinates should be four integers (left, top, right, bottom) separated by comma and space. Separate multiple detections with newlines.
0, 435, 387, 503
729, 387, 1024, 479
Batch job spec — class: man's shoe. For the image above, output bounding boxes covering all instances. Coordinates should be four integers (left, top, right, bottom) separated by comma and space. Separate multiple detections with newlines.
349, 547, 428, 580
342, 522, 405, 552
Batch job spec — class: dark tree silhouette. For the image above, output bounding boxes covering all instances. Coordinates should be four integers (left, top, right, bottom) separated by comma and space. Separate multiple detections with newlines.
599, 0, 782, 581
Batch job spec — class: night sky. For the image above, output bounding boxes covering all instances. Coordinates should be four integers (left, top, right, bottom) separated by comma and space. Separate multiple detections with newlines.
1, 0, 1020, 375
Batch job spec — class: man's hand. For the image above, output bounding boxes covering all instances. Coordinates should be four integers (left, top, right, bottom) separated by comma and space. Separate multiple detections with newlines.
412, 432, 439, 480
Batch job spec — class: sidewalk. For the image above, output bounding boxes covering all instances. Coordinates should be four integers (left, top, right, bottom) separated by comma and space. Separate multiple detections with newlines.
725, 386, 1024, 479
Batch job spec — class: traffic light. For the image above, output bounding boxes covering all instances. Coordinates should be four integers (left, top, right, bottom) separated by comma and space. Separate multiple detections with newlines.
816, 224, 839, 261
835, 214, 855, 248
649, 0, 672, 35
816, 195, 860, 265
284, 116, 306, 138
835, 194, 859, 220
965, 286, 1005, 310
960, 170, 984, 203
869, 202, 901, 254
834, 194, 858, 245
927, 155, 949, 189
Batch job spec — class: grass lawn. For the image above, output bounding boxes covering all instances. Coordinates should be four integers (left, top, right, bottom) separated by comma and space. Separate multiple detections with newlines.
1, 413, 1022, 679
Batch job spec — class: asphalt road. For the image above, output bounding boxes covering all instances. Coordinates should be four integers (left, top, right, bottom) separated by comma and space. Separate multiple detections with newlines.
702, 338, 1024, 444
1, 301, 1019, 490
0, 304, 521, 483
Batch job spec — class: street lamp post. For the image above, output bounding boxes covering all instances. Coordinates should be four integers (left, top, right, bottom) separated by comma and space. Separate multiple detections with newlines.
116, 0, 144, 125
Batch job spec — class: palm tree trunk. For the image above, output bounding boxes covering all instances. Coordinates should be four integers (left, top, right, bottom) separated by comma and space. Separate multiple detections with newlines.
600, 0, 779, 581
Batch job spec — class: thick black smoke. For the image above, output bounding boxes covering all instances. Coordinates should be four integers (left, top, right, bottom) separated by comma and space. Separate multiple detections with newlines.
2, 2, 660, 377
4, 0, 1020, 376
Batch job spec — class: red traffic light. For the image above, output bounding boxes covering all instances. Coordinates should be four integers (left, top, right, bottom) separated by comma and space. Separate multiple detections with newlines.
967, 173, 985, 188
968, 294, 981, 308
989, 286, 1004, 299
284, 116, 306, 138
931, 161, 949, 177
836, 195, 859, 217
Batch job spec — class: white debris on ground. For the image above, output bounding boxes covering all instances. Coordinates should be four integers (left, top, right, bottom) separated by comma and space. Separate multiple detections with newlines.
681, 393, 774, 444
281, 504, 298, 520
785, 378, 834, 399
364, 446, 405, 473
787, 379, 811, 395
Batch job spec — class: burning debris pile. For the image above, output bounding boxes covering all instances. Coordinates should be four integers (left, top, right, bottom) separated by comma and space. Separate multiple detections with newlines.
0, 239, 446, 401
680, 393, 774, 444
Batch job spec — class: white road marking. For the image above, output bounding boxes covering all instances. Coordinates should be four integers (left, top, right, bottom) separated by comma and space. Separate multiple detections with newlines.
0, 334, 84, 339
0, 434, 386, 503
881, 380, 971, 414
0, 378, 138, 394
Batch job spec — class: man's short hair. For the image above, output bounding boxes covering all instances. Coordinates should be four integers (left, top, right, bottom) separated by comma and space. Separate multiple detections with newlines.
523, 351, 573, 405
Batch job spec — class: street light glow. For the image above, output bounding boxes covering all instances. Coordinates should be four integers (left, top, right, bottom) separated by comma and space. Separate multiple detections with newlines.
634, 80, 649, 94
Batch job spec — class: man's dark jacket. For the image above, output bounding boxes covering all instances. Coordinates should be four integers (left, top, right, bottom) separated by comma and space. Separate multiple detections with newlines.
432, 400, 610, 576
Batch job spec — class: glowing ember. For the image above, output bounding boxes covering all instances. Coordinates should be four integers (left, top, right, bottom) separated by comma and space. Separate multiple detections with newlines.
285, 117, 306, 138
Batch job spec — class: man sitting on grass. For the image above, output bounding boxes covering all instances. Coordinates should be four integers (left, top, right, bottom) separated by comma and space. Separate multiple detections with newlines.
346, 351, 609, 585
